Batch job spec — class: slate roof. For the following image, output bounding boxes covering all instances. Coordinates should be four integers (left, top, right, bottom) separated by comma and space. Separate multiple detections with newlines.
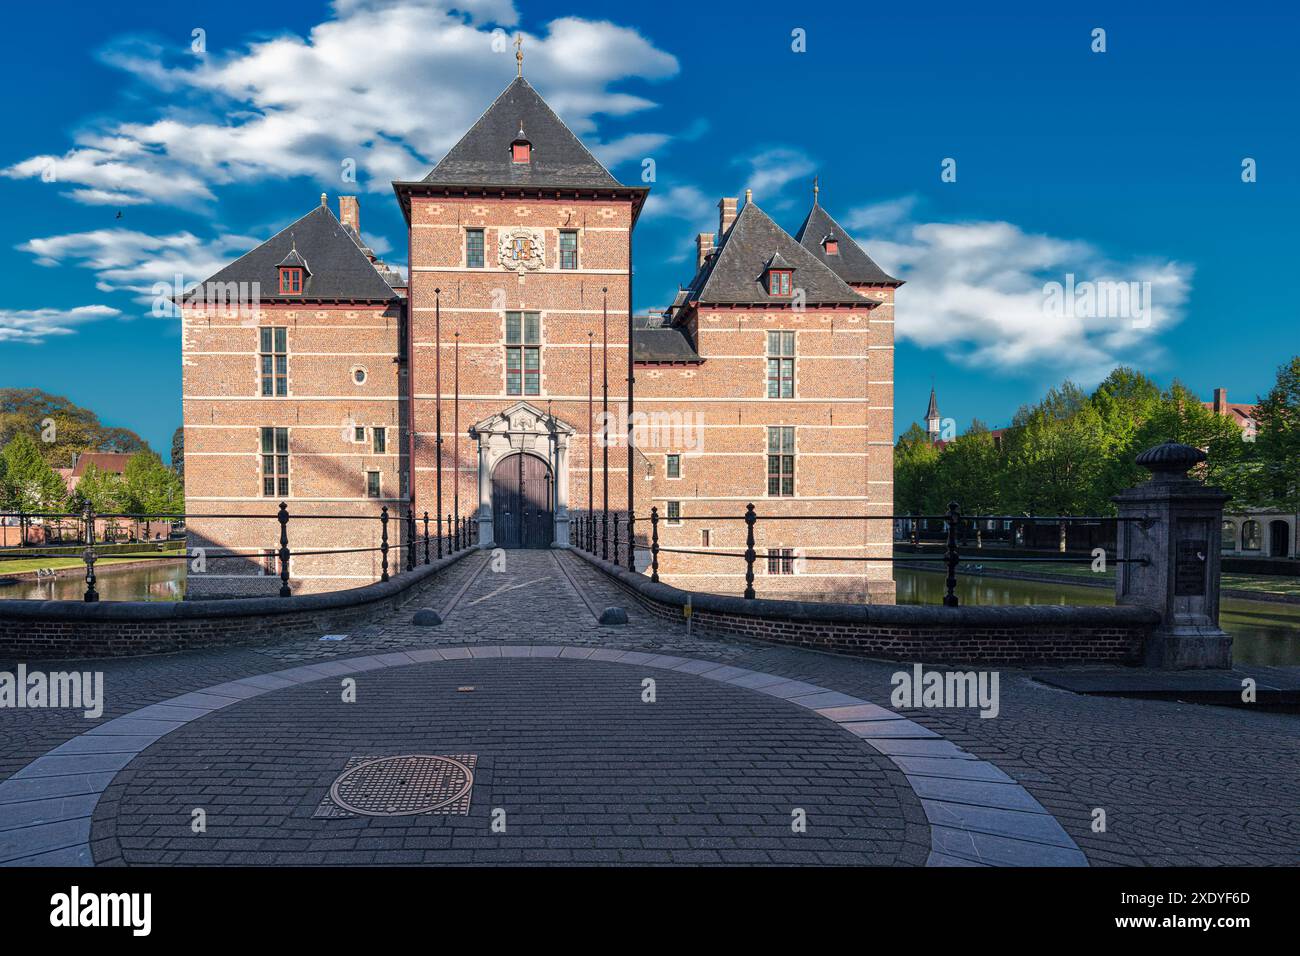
632, 314, 701, 363
688, 201, 870, 306
926, 388, 940, 421
794, 202, 900, 285
184, 204, 399, 303
420, 77, 622, 188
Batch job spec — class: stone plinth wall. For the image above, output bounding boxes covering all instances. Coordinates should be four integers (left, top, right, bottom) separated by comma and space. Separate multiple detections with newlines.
574, 549, 1156, 665
0, 549, 472, 660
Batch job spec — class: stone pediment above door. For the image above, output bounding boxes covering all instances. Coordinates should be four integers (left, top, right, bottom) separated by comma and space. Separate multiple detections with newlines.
470, 401, 576, 443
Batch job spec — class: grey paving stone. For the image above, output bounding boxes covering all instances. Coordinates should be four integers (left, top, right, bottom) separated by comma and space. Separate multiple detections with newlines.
671, 659, 728, 675
85, 718, 186, 737
558, 648, 594, 659
926, 851, 989, 866
49, 734, 160, 756
528, 646, 563, 658
727, 671, 790, 690
755, 680, 826, 699
817, 702, 903, 722
893, 757, 1014, 782
4, 843, 93, 866
921, 800, 1075, 847
0, 817, 92, 863
862, 738, 974, 759
841, 720, 940, 739
696, 665, 751, 682
641, 655, 691, 669
787, 691, 866, 710
468, 646, 503, 658
12, 752, 137, 779
435, 647, 470, 660
0, 772, 117, 805
586, 649, 627, 662
930, 825, 1088, 867
907, 777, 1048, 813
0, 794, 98, 831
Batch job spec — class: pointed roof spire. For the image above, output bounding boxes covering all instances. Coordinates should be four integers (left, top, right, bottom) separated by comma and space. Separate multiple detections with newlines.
515, 33, 523, 77
926, 387, 940, 422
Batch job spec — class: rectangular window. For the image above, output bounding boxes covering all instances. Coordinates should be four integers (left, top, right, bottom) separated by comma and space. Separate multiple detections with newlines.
373, 427, 386, 454
559, 230, 578, 270
466, 229, 484, 269
354, 426, 366, 443
767, 548, 795, 575
768, 270, 791, 296
261, 427, 289, 497
366, 471, 381, 498
767, 426, 794, 496
666, 501, 681, 525
260, 327, 288, 397
766, 331, 795, 399
701, 529, 711, 548
261, 549, 277, 576
278, 268, 302, 294
666, 453, 681, 478
505, 311, 541, 396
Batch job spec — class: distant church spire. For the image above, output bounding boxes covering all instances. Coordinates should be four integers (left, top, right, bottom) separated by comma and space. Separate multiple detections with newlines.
925, 387, 941, 441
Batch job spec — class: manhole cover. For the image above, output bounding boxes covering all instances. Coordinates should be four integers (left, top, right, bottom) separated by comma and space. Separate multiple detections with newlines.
316, 754, 476, 818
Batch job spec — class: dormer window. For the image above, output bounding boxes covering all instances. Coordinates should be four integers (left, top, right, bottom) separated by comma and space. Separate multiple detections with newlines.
511, 124, 532, 164
278, 268, 303, 294
276, 245, 310, 295
764, 252, 794, 297
823, 236, 839, 256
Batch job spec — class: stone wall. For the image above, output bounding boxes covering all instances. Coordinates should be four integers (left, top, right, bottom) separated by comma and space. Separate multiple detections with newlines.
0, 549, 471, 660
573, 548, 1156, 665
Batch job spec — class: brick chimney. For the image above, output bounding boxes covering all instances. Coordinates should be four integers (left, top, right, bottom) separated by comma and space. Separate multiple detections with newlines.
1213, 387, 1227, 415
696, 232, 714, 271
338, 196, 359, 233
718, 197, 737, 238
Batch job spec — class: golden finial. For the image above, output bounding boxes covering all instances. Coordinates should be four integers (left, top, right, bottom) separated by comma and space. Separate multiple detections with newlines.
813, 176, 819, 204
515, 34, 523, 77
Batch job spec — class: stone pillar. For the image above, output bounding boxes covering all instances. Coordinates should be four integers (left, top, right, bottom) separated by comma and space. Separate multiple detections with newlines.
1113, 442, 1231, 669
475, 433, 494, 547
553, 432, 570, 547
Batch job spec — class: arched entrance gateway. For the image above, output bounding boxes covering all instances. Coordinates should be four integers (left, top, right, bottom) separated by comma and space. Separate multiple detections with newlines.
469, 401, 574, 549
491, 453, 553, 548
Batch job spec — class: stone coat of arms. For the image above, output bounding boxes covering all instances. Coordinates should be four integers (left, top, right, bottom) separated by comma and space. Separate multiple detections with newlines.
498, 229, 544, 272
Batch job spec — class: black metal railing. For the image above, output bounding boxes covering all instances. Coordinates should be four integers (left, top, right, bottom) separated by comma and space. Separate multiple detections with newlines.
571, 503, 1153, 606
0, 505, 478, 603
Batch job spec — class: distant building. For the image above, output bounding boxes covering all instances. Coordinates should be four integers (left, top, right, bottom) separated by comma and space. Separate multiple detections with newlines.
1206, 386, 1293, 559
63, 452, 133, 494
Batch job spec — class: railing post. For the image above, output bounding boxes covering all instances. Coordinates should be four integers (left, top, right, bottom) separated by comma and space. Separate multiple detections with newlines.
436, 509, 443, 559
277, 501, 291, 598
602, 510, 609, 561
82, 501, 98, 602
612, 513, 621, 565
627, 513, 636, 572
406, 508, 416, 571
446, 513, 452, 555
743, 503, 757, 600
423, 511, 431, 564
944, 500, 961, 607
650, 507, 660, 583
380, 506, 390, 582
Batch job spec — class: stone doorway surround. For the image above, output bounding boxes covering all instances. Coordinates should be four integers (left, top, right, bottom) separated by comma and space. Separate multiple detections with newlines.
469, 401, 575, 549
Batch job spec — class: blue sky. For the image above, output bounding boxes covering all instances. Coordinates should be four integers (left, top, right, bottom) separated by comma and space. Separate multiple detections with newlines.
1, 0, 1295, 460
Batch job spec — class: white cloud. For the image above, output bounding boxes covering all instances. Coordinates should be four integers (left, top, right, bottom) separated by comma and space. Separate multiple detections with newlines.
737, 147, 816, 205
641, 184, 714, 225
1, 2, 679, 206
18, 229, 257, 302
849, 200, 1194, 380
0, 305, 123, 344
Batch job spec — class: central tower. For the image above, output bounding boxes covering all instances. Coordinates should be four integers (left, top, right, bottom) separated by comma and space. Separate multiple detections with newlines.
394, 74, 647, 548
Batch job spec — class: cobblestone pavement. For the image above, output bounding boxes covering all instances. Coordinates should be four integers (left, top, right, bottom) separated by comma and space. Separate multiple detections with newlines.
2, 548, 1298, 866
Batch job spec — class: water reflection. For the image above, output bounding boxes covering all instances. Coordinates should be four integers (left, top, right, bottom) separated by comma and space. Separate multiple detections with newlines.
894, 567, 1300, 666
0, 563, 185, 603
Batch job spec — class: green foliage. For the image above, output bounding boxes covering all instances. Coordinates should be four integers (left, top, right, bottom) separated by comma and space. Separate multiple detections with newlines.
1250, 356, 1300, 511
1, 432, 68, 512
72, 462, 127, 514
895, 362, 1294, 518
0, 387, 150, 469
171, 426, 185, 477
122, 451, 184, 514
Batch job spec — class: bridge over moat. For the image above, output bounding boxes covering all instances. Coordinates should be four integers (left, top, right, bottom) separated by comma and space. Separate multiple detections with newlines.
2, 547, 1299, 867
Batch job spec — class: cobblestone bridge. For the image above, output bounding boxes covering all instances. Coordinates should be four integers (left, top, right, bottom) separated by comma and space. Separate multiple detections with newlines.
2, 549, 1297, 866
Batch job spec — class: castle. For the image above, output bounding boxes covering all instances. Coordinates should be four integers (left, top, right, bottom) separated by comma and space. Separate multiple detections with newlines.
180, 68, 900, 603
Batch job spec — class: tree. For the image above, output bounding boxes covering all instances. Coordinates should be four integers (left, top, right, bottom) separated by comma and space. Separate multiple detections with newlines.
1, 433, 68, 512
0, 388, 150, 468
122, 451, 184, 515
894, 422, 943, 517
936, 421, 1002, 546
73, 462, 127, 514
171, 426, 185, 478
1250, 356, 1300, 511
1089, 366, 1162, 498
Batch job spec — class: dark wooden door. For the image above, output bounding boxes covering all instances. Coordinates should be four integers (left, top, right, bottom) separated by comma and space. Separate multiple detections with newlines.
491, 453, 553, 549
1270, 520, 1290, 558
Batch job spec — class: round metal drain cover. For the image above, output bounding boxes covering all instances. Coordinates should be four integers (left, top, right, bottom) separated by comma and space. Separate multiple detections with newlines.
329, 755, 474, 817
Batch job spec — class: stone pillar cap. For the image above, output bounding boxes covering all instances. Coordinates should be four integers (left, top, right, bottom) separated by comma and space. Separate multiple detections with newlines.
1135, 441, 1206, 482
